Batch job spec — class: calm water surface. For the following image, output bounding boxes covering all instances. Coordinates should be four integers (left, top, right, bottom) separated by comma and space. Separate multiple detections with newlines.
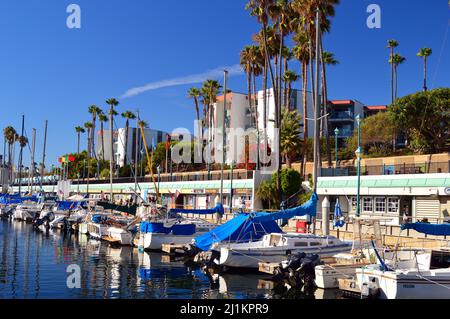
0, 220, 339, 299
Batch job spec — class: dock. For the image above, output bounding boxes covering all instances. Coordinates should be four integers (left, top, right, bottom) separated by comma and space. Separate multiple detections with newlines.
338, 278, 362, 298
161, 244, 187, 255
102, 236, 122, 245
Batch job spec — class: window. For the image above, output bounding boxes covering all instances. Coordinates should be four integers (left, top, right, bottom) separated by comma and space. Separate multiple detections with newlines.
351, 197, 358, 212
310, 242, 321, 247
388, 198, 400, 214
294, 242, 308, 247
375, 197, 386, 213
363, 197, 373, 213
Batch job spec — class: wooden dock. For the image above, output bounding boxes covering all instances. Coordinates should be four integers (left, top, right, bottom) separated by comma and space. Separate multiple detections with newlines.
338, 278, 362, 298
102, 236, 122, 245
258, 262, 279, 275
161, 244, 187, 255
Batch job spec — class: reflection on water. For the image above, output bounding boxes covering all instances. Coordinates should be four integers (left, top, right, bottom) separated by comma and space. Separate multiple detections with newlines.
0, 220, 338, 299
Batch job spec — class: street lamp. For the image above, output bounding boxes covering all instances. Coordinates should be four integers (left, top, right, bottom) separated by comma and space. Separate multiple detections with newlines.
355, 114, 362, 218
334, 127, 340, 168
157, 165, 161, 199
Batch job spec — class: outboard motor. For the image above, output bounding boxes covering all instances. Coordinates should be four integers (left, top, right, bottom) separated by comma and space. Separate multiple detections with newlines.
273, 253, 321, 291
34, 211, 55, 228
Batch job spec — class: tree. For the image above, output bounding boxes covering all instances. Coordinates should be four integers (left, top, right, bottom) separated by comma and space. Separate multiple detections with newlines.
98, 112, 108, 162
121, 110, 136, 166
3, 126, 17, 167
88, 105, 102, 158
346, 112, 395, 158
417, 47, 432, 92
281, 107, 302, 168
388, 88, 450, 153
188, 88, 202, 135
389, 53, 406, 101
322, 51, 339, 166
283, 70, 299, 110
387, 40, 399, 103
17, 135, 28, 178
75, 126, 85, 154
201, 80, 222, 148
106, 98, 119, 178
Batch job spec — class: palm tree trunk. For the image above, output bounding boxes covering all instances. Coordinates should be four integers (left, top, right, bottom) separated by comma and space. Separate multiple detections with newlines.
390, 48, 394, 104
101, 122, 105, 162
124, 120, 129, 166
91, 116, 96, 159
77, 133, 80, 154
423, 58, 427, 92
301, 62, 308, 178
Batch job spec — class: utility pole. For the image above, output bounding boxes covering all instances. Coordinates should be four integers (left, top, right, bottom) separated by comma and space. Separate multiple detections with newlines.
220, 70, 228, 205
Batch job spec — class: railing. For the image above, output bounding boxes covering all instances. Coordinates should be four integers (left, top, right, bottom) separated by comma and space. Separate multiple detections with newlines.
11, 170, 255, 187
321, 161, 450, 177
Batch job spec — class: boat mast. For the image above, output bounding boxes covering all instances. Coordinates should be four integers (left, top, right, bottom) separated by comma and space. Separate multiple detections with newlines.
29, 128, 36, 194
220, 70, 228, 206
312, 7, 321, 234
40, 120, 48, 192
18, 115, 25, 195
134, 109, 139, 196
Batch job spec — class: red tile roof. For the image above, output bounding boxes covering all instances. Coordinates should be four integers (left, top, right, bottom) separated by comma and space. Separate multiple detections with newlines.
365, 105, 388, 111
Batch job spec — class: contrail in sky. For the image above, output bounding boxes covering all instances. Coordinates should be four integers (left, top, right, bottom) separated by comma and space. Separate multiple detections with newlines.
121, 64, 243, 98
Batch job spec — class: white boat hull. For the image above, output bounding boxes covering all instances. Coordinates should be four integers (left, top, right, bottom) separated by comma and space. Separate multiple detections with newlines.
218, 245, 352, 269
107, 227, 134, 246
356, 268, 450, 299
87, 223, 109, 239
315, 264, 365, 289
139, 232, 200, 251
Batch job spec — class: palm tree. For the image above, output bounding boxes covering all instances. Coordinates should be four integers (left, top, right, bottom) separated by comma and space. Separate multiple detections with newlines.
283, 70, 299, 110
281, 107, 302, 168
106, 98, 119, 184
188, 88, 202, 135
88, 105, 102, 158
98, 113, 108, 162
321, 51, 339, 166
201, 80, 222, 147
3, 126, 17, 167
17, 135, 28, 179
84, 122, 93, 156
387, 40, 399, 103
240, 46, 254, 122
121, 110, 136, 166
417, 48, 432, 92
389, 53, 406, 100
75, 126, 85, 154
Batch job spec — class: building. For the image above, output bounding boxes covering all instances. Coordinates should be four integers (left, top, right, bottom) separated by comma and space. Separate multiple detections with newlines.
364, 105, 388, 117
327, 100, 366, 141
317, 173, 450, 226
97, 127, 168, 168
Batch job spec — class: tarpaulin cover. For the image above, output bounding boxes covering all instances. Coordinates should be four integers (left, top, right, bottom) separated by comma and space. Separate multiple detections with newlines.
140, 222, 196, 236
193, 193, 318, 252
170, 203, 224, 216
401, 223, 450, 236
91, 215, 109, 224
56, 201, 81, 211
97, 201, 137, 216
0, 195, 38, 205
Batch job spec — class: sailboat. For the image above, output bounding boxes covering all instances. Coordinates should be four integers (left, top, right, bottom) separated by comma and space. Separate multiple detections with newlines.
136, 204, 220, 251
192, 194, 351, 269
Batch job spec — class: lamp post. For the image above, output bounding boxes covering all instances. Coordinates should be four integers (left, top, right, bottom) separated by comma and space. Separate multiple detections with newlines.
157, 165, 161, 199
355, 114, 362, 218
334, 127, 340, 168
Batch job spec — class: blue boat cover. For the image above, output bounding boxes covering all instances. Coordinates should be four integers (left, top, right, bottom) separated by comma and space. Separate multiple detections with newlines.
0, 195, 38, 205
193, 193, 318, 251
56, 201, 81, 211
401, 223, 450, 236
140, 222, 197, 236
170, 203, 225, 216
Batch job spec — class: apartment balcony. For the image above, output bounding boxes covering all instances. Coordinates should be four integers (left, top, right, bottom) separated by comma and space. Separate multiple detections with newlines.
329, 111, 354, 122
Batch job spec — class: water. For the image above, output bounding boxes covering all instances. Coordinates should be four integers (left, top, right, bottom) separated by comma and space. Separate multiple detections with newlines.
0, 220, 340, 299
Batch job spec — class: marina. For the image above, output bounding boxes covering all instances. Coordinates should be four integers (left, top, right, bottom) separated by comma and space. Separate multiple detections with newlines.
0, 0, 448, 303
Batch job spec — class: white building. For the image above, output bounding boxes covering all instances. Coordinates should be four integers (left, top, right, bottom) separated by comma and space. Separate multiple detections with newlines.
97, 127, 168, 167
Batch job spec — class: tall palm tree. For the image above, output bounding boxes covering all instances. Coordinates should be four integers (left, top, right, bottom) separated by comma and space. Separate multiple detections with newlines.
17, 135, 28, 179
3, 126, 17, 167
283, 70, 299, 110
98, 113, 108, 162
321, 51, 339, 166
121, 110, 136, 166
106, 98, 119, 186
201, 80, 222, 147
281, 107, 302, 168
75, 126, 85, 154
84, 122, 93, 158
417, 47, 432, 92
188, 88, 202, 135
387, 40, 399, 103
389, 53, 406, 100
88, 105, 102, 158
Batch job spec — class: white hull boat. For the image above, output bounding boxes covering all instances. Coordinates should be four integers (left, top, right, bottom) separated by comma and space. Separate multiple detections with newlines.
106, 227, 134, 246
138, 219, 216, 251
215, 233, 352, 269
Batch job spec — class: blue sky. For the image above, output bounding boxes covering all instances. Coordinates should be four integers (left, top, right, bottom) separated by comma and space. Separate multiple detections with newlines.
0, 0, 448, 167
